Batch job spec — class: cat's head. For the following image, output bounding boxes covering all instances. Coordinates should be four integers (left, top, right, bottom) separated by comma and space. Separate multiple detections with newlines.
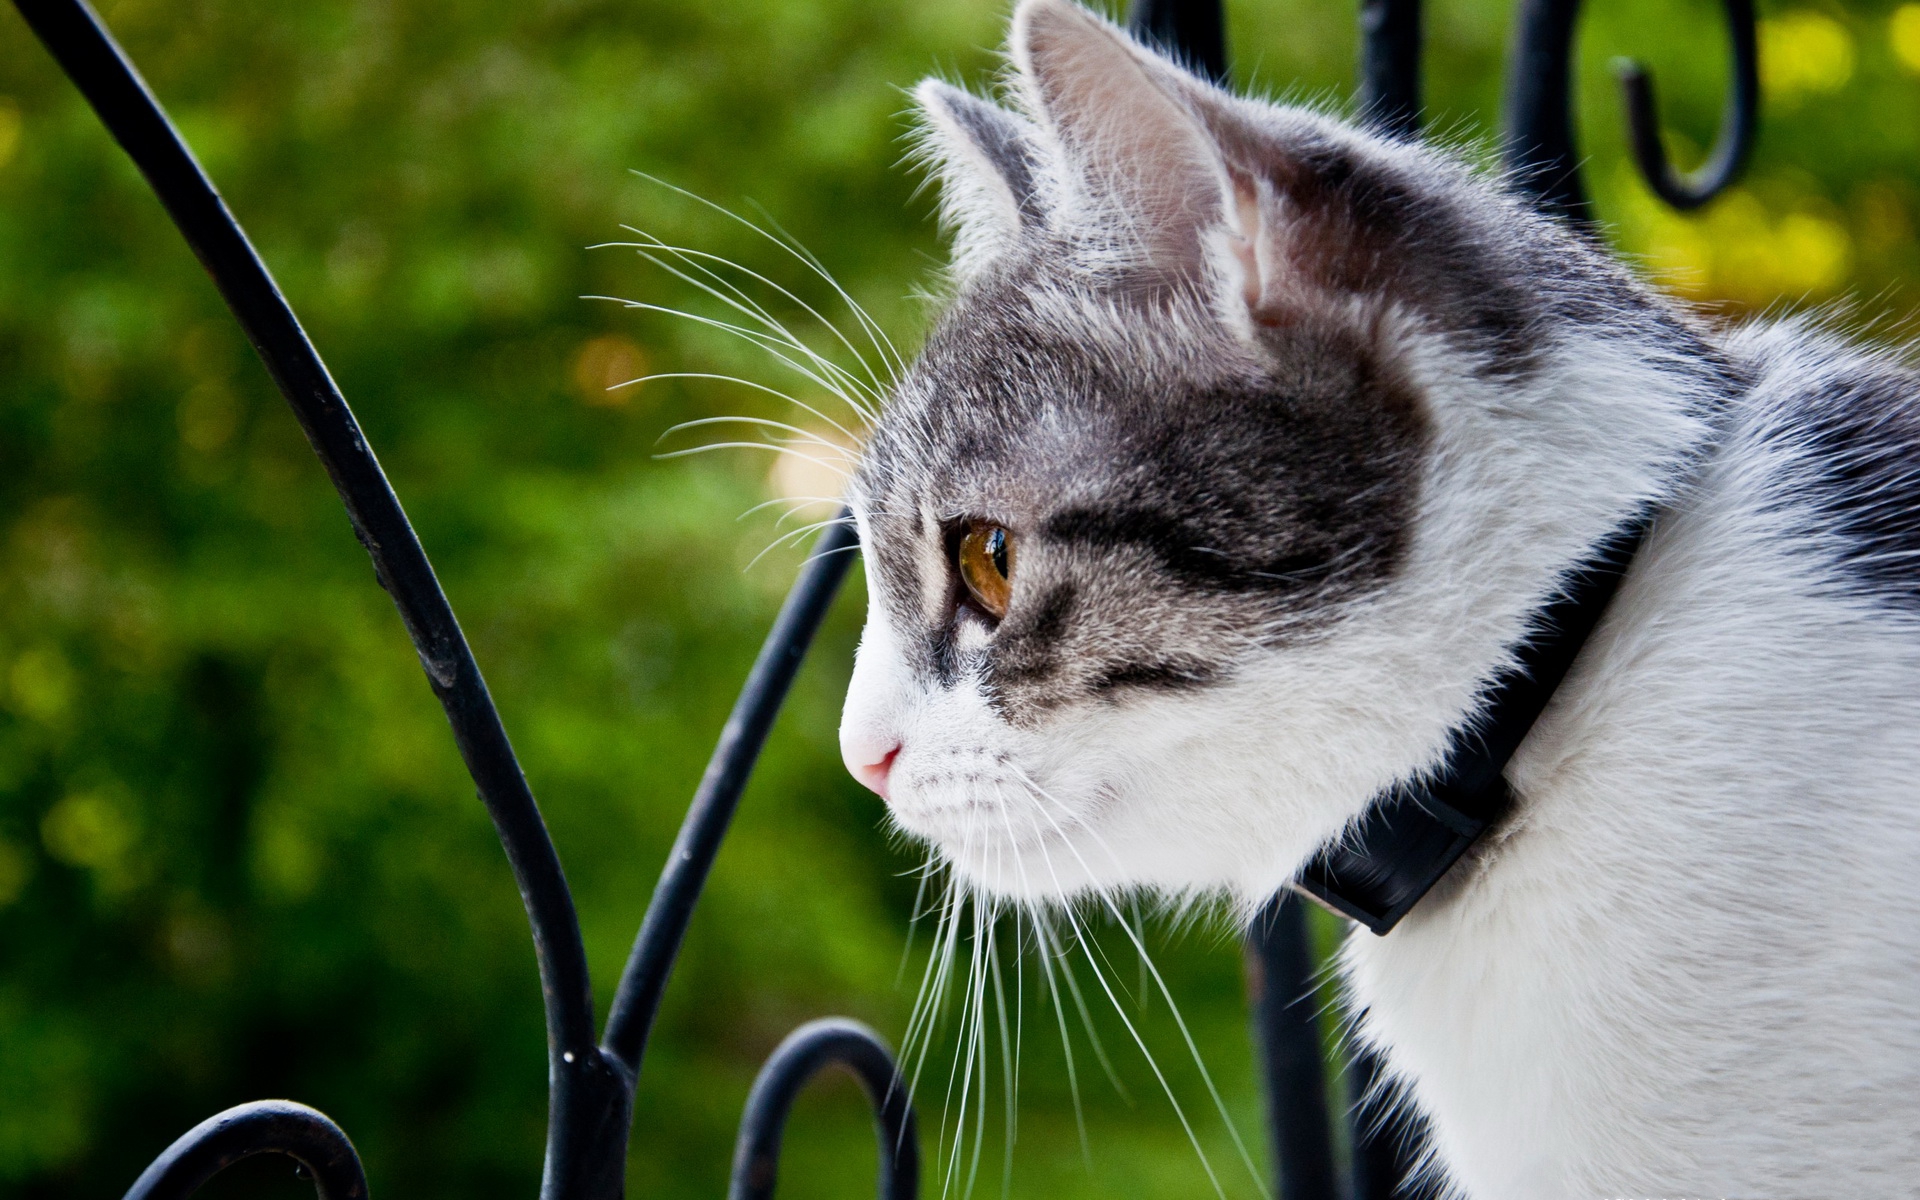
839, 0, 1706, 906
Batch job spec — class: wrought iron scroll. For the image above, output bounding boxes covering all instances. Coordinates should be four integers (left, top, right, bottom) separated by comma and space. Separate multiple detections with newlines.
122, 1102, 368, 1200
10, 2, 890, 1199
10, 1, 629, 1196
1504, 0, 1758, 221
727, 1019, 920, 1200
1614, 0, 1757, 211
9, 0, 1758, 1197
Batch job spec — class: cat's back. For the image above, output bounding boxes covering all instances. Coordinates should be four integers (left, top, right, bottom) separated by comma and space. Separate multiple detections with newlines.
1720, 319, 1920, 612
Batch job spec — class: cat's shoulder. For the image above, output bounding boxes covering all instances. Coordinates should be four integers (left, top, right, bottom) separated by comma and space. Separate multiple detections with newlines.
1723, 318, 1920, 608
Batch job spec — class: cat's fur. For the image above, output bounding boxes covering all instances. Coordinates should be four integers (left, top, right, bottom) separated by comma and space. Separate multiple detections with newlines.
837, 1, 1920, 1193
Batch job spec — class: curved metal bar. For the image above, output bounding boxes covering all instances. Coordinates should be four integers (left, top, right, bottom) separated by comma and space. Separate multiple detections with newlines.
1358, 0, 1423, 139
8, 4, 631, 1197
1505, 0, 1759, 222
1128, 0, 1229, 85
1247, 894, 1338, 1200
602, 517, 859, 1075
727, 1019, 919, 1200
122, 1101, 367, 1200
1613, 0, 1756, 210
1502, 0, 1590, 222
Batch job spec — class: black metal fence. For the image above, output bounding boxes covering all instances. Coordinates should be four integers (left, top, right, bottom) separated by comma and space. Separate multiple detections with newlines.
8, 0, 1757, 1196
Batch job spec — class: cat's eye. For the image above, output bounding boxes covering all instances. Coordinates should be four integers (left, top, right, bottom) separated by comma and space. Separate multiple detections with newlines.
957, 522, 1015, 620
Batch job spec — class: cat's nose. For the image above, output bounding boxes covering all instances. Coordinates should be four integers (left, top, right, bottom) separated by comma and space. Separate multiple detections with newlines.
843, 739, 900, 800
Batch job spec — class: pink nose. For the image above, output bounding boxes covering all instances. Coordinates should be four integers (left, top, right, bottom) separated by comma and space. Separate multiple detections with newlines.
846, 744, 900, 800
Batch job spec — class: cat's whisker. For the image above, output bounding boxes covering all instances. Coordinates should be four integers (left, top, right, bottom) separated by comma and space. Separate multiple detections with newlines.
1010, 768, 1270, 1199
962, 892, 994, 1199
658, 414, 858, 455
1002, 909, 1024, 1199
583, 294, 874, 423
743, 197, 905, 367
984, 803, 1023, 1198
610, 227, 874, 380
1037, 899, 1130, 1103
734, 495, 846, 527
609, 232, 861, 370
982, 782, 1103, 1170
623, 243, 884, 420
1004, 797, 1222, 1193
651, 441, 851, 475
903, 870, 965, 1104
895, 852, 938, 992
1055, 884, 1232, 1200
900, 873, 954, 1072
922, 935, 963, 1190
626, 171, 906, 391
616, 232, 891, 418
795, 539, 863, 568
1030, 916, 1096, 1167
942, 842, 992, 1199
934, 823, 991, 1193
585, 288, 858, 403
743, 197, 909, 384
625, 371, 866, 444
770, 498, 850, 528
746, 508, 855, 540
742, 517, 855, 572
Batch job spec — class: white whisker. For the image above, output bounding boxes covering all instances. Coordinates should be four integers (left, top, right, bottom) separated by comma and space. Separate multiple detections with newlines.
626, 172, 905, 390
1008, 775, 1261, 1200
623, 243, 883, 418
742, 517, 853, 572
744, 197, 909, 382
626, 372, 866, 444
614, 232, 890, 415
583, 294, 872, 421
651, 442, 850, 475
659, 414, 857, 455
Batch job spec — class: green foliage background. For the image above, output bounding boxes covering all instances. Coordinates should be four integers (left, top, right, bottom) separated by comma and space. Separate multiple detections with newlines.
0, 0, 1916, 1197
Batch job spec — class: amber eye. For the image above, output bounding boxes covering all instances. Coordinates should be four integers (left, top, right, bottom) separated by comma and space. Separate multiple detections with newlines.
957, 522, 1015, 620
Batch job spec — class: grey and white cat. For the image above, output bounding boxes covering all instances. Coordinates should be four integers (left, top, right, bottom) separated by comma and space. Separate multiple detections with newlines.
835, 1, 1920, 1194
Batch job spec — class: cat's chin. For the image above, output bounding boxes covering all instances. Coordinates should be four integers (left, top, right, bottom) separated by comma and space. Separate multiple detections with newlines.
886, 791, 1104, 898
933, 840, 1104, 901
891, 786, 1310, 904
922, 829, 1301, 909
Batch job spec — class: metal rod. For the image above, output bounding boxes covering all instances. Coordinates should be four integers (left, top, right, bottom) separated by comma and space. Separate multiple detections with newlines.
121, 1101, 368, 1200
1502, 0, 1589, 222
1128, 0, 1230, 85
1357, 0, 1422, 138
7, 4, 630, 1197
601, 517, 859, 1076
1248, 893, 1340, 1200
726, 1019, 919, 1200
1348, 1046, 1426, 1200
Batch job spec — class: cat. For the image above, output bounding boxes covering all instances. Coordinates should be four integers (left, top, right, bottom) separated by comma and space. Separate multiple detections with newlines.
834, 0, 1920, 1195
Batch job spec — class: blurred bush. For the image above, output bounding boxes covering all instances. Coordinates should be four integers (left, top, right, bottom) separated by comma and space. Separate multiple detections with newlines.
0, 1, 1915, 1198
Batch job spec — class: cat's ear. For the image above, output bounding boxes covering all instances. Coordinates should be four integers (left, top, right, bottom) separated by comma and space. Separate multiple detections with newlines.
1010, 0, 1241, 282
1014, 0, 1347, 326
914, 80, 1044, 276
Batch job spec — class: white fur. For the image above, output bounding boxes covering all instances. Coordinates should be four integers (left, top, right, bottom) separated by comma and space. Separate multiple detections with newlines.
1348, 325, 1920, 1195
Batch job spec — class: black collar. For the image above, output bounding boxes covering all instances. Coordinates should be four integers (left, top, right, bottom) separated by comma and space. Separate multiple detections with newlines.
1294, 513, 1652, 934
